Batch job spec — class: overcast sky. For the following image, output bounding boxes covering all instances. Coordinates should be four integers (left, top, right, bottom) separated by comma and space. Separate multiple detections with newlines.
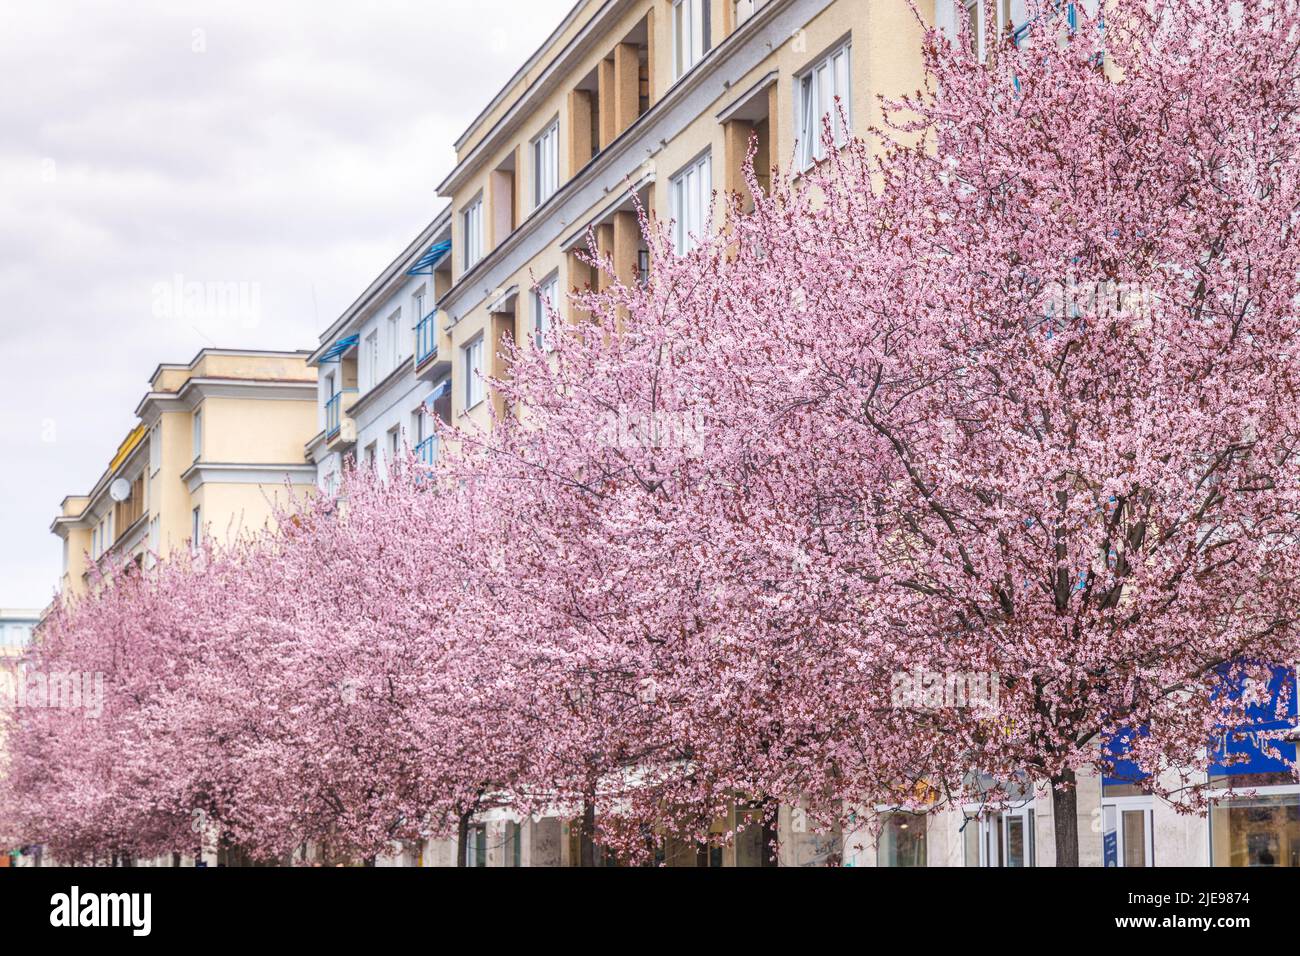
0, 0, 575, 608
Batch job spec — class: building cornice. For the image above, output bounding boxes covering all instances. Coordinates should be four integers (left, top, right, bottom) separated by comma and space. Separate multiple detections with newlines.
444, 0, 626, 183
146, 348, 312, 391
135, 378, 317, 420
180, 462, 318, 494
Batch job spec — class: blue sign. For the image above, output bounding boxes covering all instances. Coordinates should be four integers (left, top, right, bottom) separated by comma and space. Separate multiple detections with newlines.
1104, 664, 1297, 782
1208, 664, 1297, 777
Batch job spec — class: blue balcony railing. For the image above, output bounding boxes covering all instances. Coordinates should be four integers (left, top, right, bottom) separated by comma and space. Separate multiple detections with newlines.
324, 388, 357, 439
415, 309, 439, 366
414, 435, 438, 467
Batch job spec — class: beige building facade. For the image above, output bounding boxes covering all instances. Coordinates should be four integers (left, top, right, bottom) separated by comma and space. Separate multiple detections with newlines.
50, 349, 318, 598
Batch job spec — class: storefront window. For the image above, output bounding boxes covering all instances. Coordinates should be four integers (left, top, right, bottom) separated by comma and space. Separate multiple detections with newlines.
1210, 793, 1300, 867
876, 812, 927, 867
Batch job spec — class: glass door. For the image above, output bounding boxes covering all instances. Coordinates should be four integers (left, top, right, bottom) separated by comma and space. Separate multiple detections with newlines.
973, 805, 1035, 867
1103, 798, 1154, 867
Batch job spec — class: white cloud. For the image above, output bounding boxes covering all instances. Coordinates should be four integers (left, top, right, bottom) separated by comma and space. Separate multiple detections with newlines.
0, 0, 575, 605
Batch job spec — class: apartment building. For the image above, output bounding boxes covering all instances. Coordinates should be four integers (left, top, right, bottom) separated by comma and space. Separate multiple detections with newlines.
308, 212, 454, 489
50, 349, 318, 597
379, 0, 1297, 868
381, 0, 932, 868
430, 0, 948, 433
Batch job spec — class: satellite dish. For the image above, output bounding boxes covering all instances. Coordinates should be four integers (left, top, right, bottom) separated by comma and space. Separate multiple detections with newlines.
109, 478, 132, 502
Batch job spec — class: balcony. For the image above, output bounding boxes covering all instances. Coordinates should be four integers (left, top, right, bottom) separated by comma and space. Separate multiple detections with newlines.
414, 435, 438, 467
414, 309, 451, 381
324, 387, 359, 451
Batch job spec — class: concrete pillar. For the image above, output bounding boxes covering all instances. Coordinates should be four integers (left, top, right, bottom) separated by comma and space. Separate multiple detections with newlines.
930, 807, 965, 866
645, 7, 656, 109
1153, 768, 1209, 866
522, 818, 562, 866
594, 222, 615, 293
567, 250, 594, 323
597, 58, 616, 150
568, 89, 593, 175
767, 83, 782, 180
611, 210, 640, 291
613, 42, 641, 137
723, 118, 754, 202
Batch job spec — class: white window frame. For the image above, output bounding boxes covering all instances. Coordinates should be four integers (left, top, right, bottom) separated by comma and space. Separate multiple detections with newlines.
533, 119, 560, 208
673, 0, 711, 81
463, 335, 486, 409
462, 196, 484, 270
387, 309, 403, 368
796, 40, 852, 170
192, 409, 203, 461
149, 422, 161, 475
962, 802, 1036, 867
532, 273, 559, 350
1101, 795, 1154, 868
671, 151, 712, 255
735, 0, 769, 27
388, 425, 401, 461
191, 506, 202, 552
365, 330, 379, 389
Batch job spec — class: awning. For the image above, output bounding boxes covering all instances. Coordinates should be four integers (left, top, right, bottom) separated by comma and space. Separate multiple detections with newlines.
408, 240, 452, 276
424, 379, 451, 406
319, 334, 359, 363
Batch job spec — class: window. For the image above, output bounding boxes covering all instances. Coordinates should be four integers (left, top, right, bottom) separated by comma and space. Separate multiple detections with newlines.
671, 152, 712, 255
506, 821, 522, 867
462, 197, 484, 270
463, 336, 486, 408
191, 506, 201, 551
149, 423, 161, 475
963, 806, 1035, 867
1210, 792, 1300, 867
1102, 799, 1154, 867
734, 0, 769, 26
388, 425, 401, 461
365, 330, 379, 389
148, 515, 160, 554
192, 409, 203, 461
876, 812, 927, 867
532, 273, 559, 350
533, 119, 559, 207
413, 286, 427, 323
465, 824, 487, 867
673, 0, 710, 79
387, 309, 402, 368
364, 442, 377, 469
796, 41, 852, 169
965, 0, 982, 58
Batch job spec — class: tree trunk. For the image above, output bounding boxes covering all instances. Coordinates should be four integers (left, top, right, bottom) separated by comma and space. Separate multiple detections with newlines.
579, 794, 596, 868
1051, 768, 1080, 867
456, 810, 471, 868
761, 797, 780, 867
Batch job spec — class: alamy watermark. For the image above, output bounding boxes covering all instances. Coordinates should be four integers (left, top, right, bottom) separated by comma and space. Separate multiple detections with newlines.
0, 668, 104, 718
151, 273, 262, 328
597, 406, 705, 455
891, 668, 1001, 712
